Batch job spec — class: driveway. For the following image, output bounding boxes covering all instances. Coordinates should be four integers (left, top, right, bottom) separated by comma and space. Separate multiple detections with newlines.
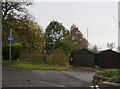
2, 66, 95, 87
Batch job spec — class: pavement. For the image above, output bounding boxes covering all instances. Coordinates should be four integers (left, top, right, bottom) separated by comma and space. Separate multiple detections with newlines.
2, 66, 95, 87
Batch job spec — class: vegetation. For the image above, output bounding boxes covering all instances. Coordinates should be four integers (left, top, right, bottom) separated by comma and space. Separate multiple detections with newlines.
2, 0, 33, 20
2, 1, 44, 53
69, 24, 88, 52
104, 69, 119, 78
3, 43, 22, 60
90, 45, 99, 53
3, 15, 44, 53
106, 43, 115, 50
2, 1, 101, 71
2, 60, 72, 71
2, 1, 90, 60
103, 69, 120, 83
60, 39, 73, 52
2, 0, 34, 45
19, 53, 46, 62
44, 20, 69, 51
92, 69, 120, 86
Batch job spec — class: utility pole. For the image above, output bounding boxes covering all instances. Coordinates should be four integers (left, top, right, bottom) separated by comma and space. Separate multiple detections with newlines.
87, 28, 88, 42
9, 28, 12, 62
87, 28, 89, 48
118, 2, 120, 82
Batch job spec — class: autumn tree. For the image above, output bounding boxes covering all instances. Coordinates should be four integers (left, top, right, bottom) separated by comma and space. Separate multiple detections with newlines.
2, 0, 34, 45
69, 24, 88, 51
2, 13, 44, 53
2, 1, 44, 54
44, 20, 69, 51
13, 17, 44, 53
23, 21, 44, 53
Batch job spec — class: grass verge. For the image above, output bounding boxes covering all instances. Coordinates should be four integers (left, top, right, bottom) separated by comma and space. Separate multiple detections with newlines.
2, 60, 73, 71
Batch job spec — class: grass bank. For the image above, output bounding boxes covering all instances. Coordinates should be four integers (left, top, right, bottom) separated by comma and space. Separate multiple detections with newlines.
2, 60, 72, 71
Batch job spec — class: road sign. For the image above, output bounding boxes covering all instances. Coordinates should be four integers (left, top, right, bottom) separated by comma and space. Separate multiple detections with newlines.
8, 38, 14, 40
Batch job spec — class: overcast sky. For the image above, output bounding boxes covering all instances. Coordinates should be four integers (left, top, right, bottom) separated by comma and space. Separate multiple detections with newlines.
27, 1, 118, 50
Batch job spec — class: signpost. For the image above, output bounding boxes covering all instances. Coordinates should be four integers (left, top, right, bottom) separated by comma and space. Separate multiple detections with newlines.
8, 28, 14, 62
8, 38, 14, 40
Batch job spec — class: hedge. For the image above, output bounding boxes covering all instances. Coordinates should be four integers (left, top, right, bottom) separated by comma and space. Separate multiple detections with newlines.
3, 43, 22, 60
19, 53, 46, 62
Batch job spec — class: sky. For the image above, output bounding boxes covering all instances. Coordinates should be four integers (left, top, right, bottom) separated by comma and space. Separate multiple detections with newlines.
27, 1, 118, 51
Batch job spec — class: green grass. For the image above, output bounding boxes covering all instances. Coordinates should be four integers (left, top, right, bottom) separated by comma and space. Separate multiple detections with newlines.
2, 60, 73, 71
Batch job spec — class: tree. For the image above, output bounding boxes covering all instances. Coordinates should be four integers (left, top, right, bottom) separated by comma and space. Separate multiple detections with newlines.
2, 0, 34, 45
117, 46, 120, 52
14, 19, 44, 53
90, 45, 99, 53
69, 24, 88, 51
2, 1, 44, 53
107, 43, 115, 50
58, 38, 73, 52
2, 0, 33, 20
21, 21, 44, 53
44, 20, 69, 51
3, 14, 44, 53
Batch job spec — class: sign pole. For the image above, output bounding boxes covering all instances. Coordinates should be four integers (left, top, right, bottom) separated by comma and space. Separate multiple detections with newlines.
9, 28, 12, 62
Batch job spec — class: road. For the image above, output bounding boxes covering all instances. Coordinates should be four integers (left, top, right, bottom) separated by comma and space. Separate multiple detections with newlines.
2, 66, 95, 87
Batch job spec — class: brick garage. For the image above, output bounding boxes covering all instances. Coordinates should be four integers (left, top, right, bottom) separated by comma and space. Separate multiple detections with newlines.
46, 49, 70, 65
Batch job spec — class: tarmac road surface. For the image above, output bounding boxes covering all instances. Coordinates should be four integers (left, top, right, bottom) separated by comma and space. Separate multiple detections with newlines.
2, 66, 95, 87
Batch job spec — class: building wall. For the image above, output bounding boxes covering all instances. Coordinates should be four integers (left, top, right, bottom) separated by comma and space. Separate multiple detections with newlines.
97, 50, 119, 68
73, 49, 95, 67
46, 49, 70, 65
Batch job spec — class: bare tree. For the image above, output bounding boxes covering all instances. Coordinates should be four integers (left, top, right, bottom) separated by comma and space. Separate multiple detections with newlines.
107, 43, 115, 50
117, 46, 120, 52
2, 0, 33, 20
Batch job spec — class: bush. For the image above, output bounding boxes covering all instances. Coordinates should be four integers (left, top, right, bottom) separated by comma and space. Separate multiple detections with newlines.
109, 76, 119, 83
103, 69, 119, 78
3, 43, 22, 60
103, 69, 120, 83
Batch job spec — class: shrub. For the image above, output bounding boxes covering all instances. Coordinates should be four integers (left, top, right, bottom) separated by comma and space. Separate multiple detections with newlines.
3, 43, 22, 60
109, 76, 119, 83
103, 69, 119, 78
